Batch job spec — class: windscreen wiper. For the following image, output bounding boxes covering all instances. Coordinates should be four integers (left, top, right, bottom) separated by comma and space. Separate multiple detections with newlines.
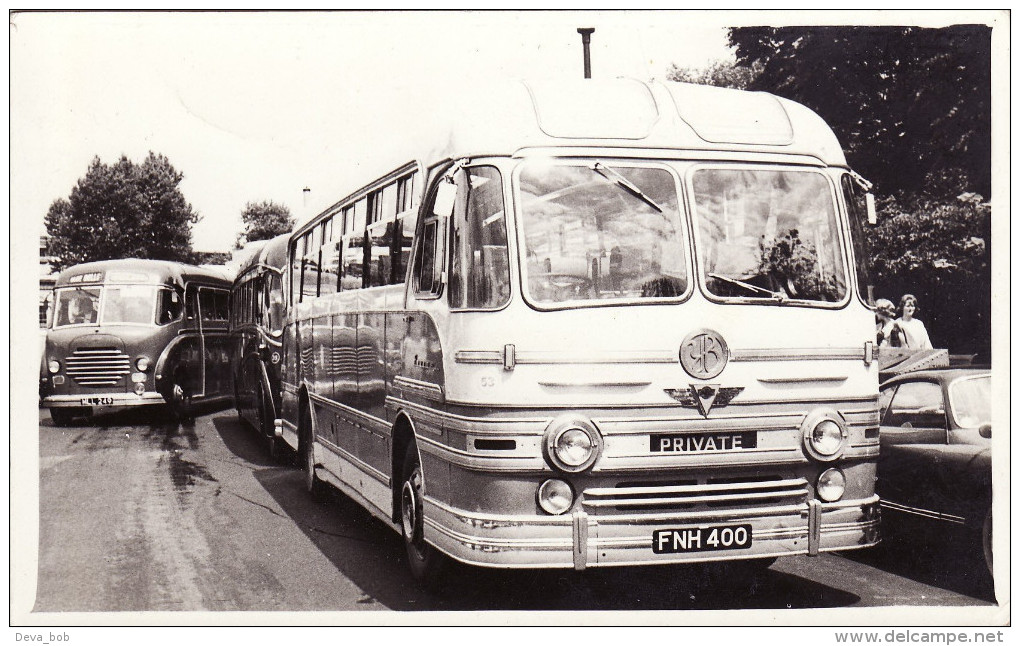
591, 162, 663, 213
708, 273, 786, 302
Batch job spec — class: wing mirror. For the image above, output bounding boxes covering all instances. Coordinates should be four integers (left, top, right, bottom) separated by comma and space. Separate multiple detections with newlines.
979, 423, 992, 439
865, 193, 877, 225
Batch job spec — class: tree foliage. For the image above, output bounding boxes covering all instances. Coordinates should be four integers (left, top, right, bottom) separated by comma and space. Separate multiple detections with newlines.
44, 153, 200, 271
868, 187, 991, 356
236, 200, 294, 248
727, 25, 991, 198
666, 59, 763, 90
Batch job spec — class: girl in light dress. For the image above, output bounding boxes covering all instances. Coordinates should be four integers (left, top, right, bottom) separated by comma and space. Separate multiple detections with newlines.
896, 293, 933, 349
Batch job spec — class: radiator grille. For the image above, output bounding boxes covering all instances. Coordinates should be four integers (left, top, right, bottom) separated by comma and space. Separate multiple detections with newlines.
65, 347, 131, 387
582, 477, 809, 513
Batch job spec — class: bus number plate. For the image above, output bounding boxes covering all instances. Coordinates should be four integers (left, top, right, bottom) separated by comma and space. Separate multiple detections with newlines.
80, 397, 114, 406
653, 524, 752, 554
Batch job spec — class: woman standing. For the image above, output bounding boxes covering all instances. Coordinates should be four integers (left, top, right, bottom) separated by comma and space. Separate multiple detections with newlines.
875, 298, 904, 347
897, 294, 933, 349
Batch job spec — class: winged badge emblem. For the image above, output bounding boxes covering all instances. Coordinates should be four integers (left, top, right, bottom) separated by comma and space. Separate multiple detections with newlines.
664, 384, 744, 417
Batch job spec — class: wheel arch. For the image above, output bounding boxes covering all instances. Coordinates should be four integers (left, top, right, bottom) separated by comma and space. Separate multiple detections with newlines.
391, 412, 418, 524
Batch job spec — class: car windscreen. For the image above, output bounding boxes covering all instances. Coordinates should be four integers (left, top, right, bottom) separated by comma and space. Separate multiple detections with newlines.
949, 375, 990, 428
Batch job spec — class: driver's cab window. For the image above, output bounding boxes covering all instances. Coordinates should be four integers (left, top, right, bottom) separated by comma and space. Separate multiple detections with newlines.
184, 284, 200, 324
412, 171, 454, 298
882, 380, 948, 443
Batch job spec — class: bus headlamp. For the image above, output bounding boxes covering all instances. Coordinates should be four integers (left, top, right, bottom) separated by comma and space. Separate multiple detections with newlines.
801, 408, 848, 461
48, 360, 61, 374
543, 415, 603, 473
537, 479, 574, 515
135, 357, 150, 372
817, 468, 846, 502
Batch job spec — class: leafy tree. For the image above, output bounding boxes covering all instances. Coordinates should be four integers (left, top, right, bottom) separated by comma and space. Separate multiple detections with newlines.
728, 25, 991, 197
869, 187, 990, 357
236, 200, 294, 248
44, 153, 200, 270
667, 59, 763, 90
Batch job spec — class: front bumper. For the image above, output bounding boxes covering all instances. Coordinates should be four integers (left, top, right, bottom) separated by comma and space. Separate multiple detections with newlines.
423, 495, 881, 569
43, 392, 166, 408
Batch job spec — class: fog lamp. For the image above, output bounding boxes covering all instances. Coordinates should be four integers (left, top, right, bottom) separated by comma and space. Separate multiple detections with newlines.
135, 357, 150, 372
538, 479, 574, 515
133, 382, 146, 395
48, 360, 61, 374
817, 468, 846, 502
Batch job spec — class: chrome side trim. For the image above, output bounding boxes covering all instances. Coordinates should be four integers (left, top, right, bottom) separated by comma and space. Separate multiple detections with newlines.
393, 375, 444, 402
455, 350, 676, 365
733, 348, 865, 362
758, 376, 848, 385
880, 500, 967, 525
415, 433, 543, 472
455, 347, 867, 365
539, 380, 652, 388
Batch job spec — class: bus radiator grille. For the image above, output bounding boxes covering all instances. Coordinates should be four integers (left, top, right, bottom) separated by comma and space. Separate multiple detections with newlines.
64, 347, 131, 387
581, 477, 809, 513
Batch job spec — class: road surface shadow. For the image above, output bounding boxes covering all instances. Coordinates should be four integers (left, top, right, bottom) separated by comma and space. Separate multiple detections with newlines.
839, 528, 996, 604
40, 401, 231, 430
210, 413, 291, 468
253, 468, 860, 611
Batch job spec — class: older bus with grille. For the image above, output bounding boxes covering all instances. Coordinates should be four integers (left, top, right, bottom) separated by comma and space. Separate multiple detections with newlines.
283, 78, 882, 585
41, 258, 233, 425
230, 233, 290, 458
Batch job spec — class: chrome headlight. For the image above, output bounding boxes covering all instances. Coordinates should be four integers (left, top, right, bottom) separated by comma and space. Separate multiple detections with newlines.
537, 479, 574, 515
48, 360, 61, 374
543, 415, 603, 473
817, 468, 846, 502
801, 408, 849, 461
135, 357, 150, 372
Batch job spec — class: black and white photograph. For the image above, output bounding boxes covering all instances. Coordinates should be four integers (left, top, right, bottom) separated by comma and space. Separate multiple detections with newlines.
10, 9, 1009, 635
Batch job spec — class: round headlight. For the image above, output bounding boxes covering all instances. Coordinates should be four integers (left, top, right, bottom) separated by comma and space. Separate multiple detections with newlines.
135, 357, 150, 372
48, 360, 61, 374
543, 416, 603, 473
811, 420, 845, 456
801, 409, 848, 461
817, 468, 846, 502
556, 428, 594, 467
538, 479, 574, 515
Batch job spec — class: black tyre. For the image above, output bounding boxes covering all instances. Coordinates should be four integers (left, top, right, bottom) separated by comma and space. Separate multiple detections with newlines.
50, 408, 74, 427
168, 382, 193, 421
400, 443, 448, 588
257, 383, 283, 462
301, 404, 326, 498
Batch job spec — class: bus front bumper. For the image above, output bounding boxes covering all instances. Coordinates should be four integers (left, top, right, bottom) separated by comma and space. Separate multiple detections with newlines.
423, 495, 881, 570
43, 392, 166, 408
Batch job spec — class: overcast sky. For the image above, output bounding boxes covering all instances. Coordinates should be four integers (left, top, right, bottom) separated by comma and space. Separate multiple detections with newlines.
11, 11, 740, 253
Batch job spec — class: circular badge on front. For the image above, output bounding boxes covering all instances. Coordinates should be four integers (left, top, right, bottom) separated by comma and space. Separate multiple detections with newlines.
679, 329, 729, 379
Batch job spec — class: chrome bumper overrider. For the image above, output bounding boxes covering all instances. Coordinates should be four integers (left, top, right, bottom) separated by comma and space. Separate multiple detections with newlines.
423, 495, 881, 570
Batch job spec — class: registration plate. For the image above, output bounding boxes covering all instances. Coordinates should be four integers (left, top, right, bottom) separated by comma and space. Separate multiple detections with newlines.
653, 524, 753, 554
650, 431, 757, 452
80, 397, 114, 406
